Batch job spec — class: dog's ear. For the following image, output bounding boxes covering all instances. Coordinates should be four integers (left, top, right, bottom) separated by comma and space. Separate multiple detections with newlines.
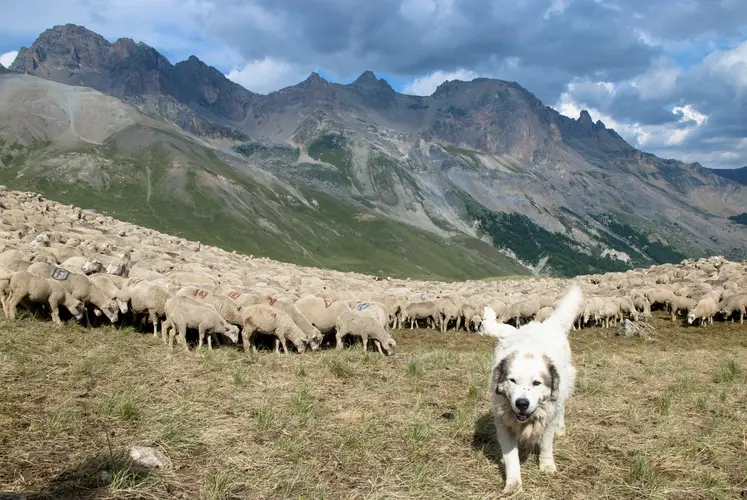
493, 351, 516, 393
543, 354, 560, 399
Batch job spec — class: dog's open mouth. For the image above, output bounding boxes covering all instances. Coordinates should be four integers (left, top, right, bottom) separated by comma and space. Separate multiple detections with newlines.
515, 412, 532, 422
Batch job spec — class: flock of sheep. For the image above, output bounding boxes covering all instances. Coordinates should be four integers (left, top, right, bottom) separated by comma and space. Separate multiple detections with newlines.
0, 187, 745, 356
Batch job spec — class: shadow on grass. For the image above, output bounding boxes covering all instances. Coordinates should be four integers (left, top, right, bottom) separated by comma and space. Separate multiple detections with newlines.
472, 411, 504, 470
0, 451, 154, 500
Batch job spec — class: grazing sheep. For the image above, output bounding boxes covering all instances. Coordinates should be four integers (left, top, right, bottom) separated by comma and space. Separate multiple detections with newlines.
122, 278, 172, 336
163, 296, 239, 352
717, 294, 747, 324
88, 273, 130, 314
27, 262, 119, 325
335, 310, 396, 356
401, 301, 439, 329
669, 296, 697, 322
3, 271, 85, 325
241, 304, 309, 354
687, 297, 718, 326
294, 296, 352, 334
534, 306, 554, 323
175, 286, 243, 328
457, 303, 479, 332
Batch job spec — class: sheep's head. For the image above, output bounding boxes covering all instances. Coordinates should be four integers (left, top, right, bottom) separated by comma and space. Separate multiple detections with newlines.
68, 300, 85, 321
82, 259, 103, 275
308, 326, 323, 350
223, 324, 240, 344
116, 298, 129, 314
687, 311, 697, 324
101, 300, 119, 323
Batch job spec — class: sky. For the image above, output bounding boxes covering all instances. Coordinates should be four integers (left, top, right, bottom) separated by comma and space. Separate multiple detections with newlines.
1, 0, 747, 169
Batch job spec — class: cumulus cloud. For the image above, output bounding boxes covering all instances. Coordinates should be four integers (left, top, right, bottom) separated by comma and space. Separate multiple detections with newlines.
227, 57, 310, 94
403, 68, 479, 96
1, 0, 747, 166
0, 51, 17, 68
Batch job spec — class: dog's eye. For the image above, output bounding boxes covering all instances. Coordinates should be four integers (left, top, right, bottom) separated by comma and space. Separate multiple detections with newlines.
509, 378, 517, 384
532, 381, 542, 386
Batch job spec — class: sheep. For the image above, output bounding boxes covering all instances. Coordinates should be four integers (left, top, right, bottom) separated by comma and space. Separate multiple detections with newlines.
612, 296, 639, 321
436, 298, 460, 332
294, 296, 352, 334
241, 304, 309, 354
175, 286, 243, 328
534, 306, 554, 323
88, 274, 130, 314
669, 296, 697, 322
457, 303, 479, 332
596, 301, 621, 328
351, 301, 390, 330
401, 301, 439, 329
121, 278, 172, 336
335, 310, 396, 356
225, 292, 322, 348
163, 296, 239, 352
687, 297, 718, 326
717, 294, 747, 324
3, 271, 85, 325
27, 262, 119, 325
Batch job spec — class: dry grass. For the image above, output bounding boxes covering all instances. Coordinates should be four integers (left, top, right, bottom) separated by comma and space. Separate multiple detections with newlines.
0, 314, 746, 499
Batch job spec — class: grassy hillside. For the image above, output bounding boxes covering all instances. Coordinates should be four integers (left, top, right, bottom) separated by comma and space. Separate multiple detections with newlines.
1, 315, 745, 498
0, 131, 529, 281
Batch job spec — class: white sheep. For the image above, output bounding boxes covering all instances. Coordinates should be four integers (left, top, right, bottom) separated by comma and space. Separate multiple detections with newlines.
3, 271, 85, 325
27, 262, 119, 325
163, 296, 239, 352
121, 278, 172, 336
241, 304, 310, 354
335, 310, 396, 356
687, 297, 718, 326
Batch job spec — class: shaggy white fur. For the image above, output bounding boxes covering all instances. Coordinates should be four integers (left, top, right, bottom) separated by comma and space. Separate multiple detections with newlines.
481, 285, 582, 495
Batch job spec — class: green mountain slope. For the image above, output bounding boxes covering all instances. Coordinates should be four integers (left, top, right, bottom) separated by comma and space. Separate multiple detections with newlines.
0, 122, 528, 281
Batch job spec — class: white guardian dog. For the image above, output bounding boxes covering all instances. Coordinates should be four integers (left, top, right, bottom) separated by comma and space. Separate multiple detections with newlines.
480, 285, 582, 495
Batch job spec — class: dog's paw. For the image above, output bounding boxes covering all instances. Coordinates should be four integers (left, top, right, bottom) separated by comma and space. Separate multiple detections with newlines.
539, 459, 557, 474
502, 478, 523, 496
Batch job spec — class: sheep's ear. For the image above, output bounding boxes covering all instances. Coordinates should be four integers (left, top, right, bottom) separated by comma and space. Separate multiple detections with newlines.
493, 351, 516, 394
543, 354, 560, 399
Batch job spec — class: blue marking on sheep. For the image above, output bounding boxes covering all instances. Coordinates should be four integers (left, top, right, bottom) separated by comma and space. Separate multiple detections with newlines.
52, 268, 70, 281
357, 302, 372, 311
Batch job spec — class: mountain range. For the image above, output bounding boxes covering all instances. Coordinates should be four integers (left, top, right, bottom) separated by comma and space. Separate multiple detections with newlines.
1, 24, 746, 280
708, 166, 747, 185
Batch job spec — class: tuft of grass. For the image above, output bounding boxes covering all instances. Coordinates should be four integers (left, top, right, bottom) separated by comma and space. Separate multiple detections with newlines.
713, 359, 742, 383
658, 391, 672, 415
290, 387, 315, 426
327, 358, 355, 379
102, 391, 142, 423
628, 455, 657, 489
255, 407, 276, 431
406, 358, 423, 377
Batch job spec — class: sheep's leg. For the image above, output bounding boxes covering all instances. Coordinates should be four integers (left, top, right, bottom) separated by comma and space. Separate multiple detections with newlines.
197, 325, 206, 349
148, 311, 159, 337
279, 336, 289, 354
4, 293, 21, 320
84, 307, 92, 328
207, 333, 214, 350
179, 323, 189, 353
740, 310, 744, 324
375, 340, 385, 357
335, 330, 345, 351
361, 334, 368, 352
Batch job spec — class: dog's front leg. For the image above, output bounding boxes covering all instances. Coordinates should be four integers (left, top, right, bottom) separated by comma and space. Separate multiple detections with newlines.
538, 423, 557, 474
495, 421, 522, 494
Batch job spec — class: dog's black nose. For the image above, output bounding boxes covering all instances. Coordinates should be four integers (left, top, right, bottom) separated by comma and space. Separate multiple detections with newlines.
515, 398, 530, 411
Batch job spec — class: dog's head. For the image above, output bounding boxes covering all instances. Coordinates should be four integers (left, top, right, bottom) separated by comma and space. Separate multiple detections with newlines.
493, 351, 560, 423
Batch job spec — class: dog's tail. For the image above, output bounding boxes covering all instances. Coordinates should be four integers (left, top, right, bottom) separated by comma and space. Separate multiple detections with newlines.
545, 285, 584, 335
479, 306, 518, 340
